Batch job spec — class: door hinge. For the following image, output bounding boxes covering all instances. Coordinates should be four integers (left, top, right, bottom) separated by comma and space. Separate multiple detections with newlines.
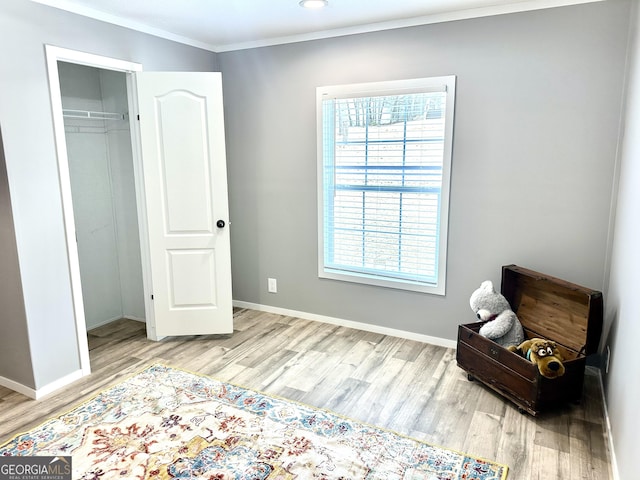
151, 294, 154, 300
137, 114, 140, 121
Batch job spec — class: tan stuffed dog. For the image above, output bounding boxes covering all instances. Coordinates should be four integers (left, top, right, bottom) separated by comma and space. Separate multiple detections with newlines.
508, 338, 565, 379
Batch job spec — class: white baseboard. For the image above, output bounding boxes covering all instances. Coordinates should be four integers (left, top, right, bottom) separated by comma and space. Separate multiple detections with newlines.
0, 368, 85, 400
0, 375, 37, 399
86, 315, 124, 330
34, 369, 85, 400
232, 300, 457, 349
87, 315, 146, 331
593, 368, 620, 480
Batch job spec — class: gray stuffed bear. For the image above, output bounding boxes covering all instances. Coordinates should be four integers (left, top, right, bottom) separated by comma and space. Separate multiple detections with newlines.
469, 280, 524, 348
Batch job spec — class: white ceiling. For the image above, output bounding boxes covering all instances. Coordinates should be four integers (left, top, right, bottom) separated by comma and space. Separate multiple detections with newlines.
31, 0, 601, 52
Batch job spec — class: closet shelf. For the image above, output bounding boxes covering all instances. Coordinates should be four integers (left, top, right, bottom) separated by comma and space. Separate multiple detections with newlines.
63, 109, 127, 121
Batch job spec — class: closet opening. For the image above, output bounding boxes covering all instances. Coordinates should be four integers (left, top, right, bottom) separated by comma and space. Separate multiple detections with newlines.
58, 62, 145, 335
46, 45, 146, 376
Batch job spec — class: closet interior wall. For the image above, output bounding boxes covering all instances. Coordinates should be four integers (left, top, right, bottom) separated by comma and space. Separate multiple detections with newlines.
59, 62, 144, 330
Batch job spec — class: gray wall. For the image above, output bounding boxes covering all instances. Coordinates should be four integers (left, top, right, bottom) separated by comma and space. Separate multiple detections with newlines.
219, 1, 630, 340
0, 0, 217, 389
603, 1, 640, 478
0, 128, 34, 388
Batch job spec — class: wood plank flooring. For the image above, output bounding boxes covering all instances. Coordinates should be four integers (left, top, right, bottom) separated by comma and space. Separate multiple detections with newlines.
0, 308, 613, 479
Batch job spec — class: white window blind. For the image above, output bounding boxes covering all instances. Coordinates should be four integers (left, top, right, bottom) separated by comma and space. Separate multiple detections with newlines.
317, 77, 455, 294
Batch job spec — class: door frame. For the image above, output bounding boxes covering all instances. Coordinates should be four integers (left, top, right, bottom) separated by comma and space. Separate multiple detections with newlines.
45, 46, 151, 376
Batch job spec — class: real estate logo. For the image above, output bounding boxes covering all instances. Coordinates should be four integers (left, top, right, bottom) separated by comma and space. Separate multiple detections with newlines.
0, 456, 71, 480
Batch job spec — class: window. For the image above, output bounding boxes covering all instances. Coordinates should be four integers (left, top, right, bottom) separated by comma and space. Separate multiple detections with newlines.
317, 76, 455, 294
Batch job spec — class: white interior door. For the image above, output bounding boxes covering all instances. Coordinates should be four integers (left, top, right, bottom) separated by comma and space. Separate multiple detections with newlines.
135, 72, 233, 339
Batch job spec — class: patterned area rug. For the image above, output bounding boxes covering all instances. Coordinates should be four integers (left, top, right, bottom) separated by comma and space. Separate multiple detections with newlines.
0, 365, 508, 479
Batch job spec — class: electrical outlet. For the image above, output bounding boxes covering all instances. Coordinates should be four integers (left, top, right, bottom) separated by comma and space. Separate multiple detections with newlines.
605, 346, 611, 374
268, 277, 277, 293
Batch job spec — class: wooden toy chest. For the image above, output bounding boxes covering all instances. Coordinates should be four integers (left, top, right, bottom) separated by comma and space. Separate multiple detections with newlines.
456, 265, 603, 415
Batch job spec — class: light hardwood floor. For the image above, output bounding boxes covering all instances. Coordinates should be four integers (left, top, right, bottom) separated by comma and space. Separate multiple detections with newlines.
0, 308, 612, 479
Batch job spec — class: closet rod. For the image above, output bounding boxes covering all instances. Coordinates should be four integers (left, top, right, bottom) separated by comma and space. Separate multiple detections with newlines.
62, 109, 127, 121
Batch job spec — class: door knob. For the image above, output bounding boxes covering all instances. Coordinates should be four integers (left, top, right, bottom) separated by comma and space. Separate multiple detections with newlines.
216, 220, 225, 228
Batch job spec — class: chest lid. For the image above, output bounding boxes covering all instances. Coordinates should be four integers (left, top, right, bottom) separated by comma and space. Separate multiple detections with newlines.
500, 265, 603, 356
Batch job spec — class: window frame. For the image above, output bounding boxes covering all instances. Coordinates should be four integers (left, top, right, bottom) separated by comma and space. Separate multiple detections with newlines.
316, 76, 456, 295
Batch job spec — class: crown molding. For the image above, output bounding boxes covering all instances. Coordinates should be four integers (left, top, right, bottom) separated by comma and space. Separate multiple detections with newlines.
30, 0, 604, 53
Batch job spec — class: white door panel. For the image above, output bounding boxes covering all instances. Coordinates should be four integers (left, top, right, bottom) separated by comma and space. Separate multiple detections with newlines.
136, 72, 232, 338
